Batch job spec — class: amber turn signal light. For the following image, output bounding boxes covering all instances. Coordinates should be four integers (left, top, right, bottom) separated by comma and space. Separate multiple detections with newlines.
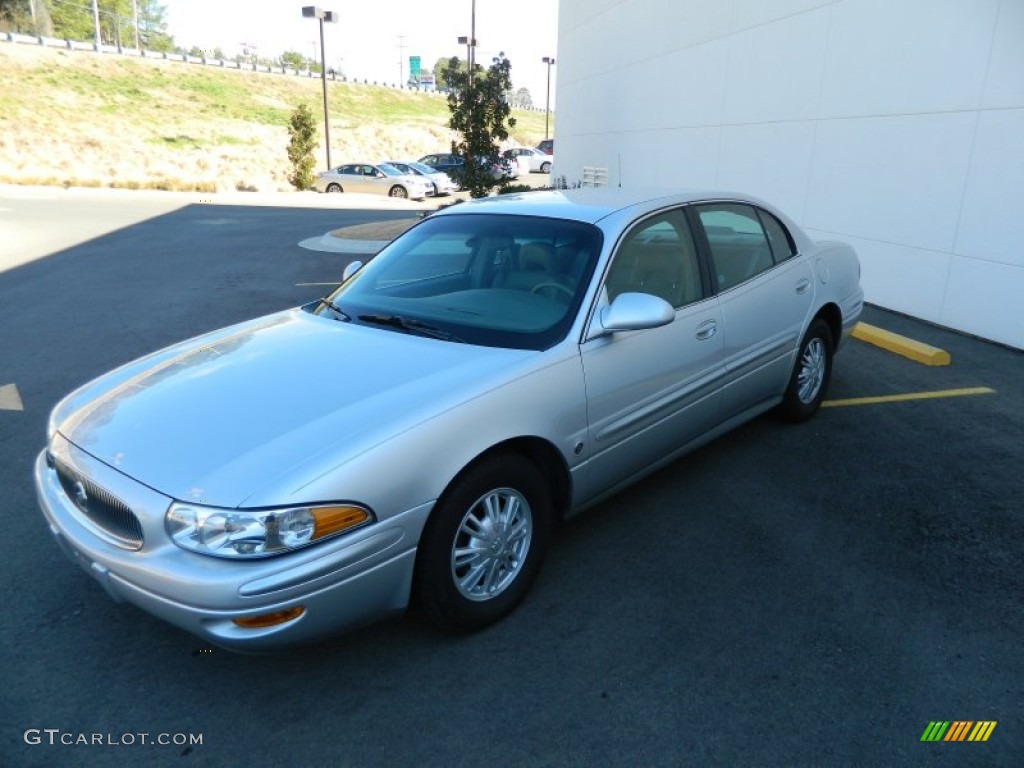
231, 606, 305, 628
312, 505, 370, 539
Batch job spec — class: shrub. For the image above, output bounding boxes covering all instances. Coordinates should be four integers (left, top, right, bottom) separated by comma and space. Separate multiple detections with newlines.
286, 103, 317, 190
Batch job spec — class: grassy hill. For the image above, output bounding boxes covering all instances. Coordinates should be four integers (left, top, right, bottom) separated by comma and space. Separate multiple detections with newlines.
0, 43, 551, 192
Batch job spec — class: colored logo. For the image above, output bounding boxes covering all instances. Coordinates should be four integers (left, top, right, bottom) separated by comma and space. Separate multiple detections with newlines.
921, 721, 997, 742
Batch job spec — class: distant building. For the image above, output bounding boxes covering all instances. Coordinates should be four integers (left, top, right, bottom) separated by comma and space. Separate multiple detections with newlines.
556, 0, 1023, 348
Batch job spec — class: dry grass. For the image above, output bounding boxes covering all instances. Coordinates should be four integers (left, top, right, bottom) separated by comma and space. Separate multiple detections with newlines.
0, 43, 551, 192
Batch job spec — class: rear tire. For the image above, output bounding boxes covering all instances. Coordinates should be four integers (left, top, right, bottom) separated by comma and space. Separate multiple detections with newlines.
778, 318, 833, 422
326, 183, 342, 193
414, 454, 552, 632
389, 185, 408, 199
540, 162, 551, 173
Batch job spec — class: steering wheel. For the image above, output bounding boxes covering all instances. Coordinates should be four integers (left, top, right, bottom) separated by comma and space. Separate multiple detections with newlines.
530, 282, 575, 300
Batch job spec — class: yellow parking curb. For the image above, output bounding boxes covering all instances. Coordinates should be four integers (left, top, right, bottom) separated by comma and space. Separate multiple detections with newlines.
852, 322, 951, 366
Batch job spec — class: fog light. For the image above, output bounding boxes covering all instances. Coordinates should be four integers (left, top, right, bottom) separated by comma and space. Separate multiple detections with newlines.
231, 606, 305, 628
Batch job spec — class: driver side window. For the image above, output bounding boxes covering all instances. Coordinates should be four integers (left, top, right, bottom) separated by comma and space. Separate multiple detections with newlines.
605, 210, 702, 309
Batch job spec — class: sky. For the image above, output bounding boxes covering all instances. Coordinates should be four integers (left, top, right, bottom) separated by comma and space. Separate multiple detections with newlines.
161, 0, 559, 105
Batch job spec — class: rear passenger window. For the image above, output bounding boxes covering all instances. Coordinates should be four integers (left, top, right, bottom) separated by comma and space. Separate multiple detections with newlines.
696, 204, 774, 292
605, 210, 702, 309
757, 209, 796, 262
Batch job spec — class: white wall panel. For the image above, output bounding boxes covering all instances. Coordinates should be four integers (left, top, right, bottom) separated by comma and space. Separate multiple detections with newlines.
804, 113, 975, 252
557, 0, 1024, 347
940, 257, 1024, 349
955, 108, 1024, 268
626, 127, 722, 188
659, 39, 730, 128
723, 7, 830, 124
818, 0, 999, 118
731, 0, 832, 33
717, 122, 817, 218
982, 0, 1024, 109
559, 0, 623, 32
650, 0, 735, 52
808, 232, 952, 323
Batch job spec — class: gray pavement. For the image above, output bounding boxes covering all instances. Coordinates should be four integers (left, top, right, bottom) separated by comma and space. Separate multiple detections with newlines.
1, 190, 1021, 767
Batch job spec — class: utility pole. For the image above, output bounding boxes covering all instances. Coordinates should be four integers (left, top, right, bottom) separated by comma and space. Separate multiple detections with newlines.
132, 0, 140, 50
92, 0, 101, 49
397, 35, 405, 86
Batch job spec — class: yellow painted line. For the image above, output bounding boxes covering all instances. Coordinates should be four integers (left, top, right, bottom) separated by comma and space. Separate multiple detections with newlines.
852, 322, 951, 366
822, 387, 994, 408
0, 383, 24, 411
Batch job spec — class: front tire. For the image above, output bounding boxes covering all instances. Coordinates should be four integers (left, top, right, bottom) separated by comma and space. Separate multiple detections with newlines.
414, 454, 553, 632
326, 183, 342, 193
778, 318, 833, 422
389, 185, 408, 199
540, 161, 551, 173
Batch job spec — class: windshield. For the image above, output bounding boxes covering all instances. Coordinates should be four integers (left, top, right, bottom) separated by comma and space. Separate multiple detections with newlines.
378, 163, 403, 176
408, 162, 437, 175
318, 214, 603, 350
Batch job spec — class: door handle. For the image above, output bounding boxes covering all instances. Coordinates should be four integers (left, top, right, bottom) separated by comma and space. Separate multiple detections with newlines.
795, 278, 811, 294
695, 320, 718, 340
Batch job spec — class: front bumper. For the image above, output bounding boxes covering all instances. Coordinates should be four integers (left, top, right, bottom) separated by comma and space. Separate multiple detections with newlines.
34, 439, 433, 651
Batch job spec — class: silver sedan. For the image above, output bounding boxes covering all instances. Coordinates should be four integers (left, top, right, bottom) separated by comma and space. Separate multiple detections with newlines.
315, 162, 433, 200
35, 189, 863, 650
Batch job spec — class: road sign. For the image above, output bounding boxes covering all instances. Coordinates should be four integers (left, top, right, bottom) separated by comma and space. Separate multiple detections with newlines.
409, 55, 421, 80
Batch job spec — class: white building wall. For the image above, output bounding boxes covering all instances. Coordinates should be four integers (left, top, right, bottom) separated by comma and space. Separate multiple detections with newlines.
556, 0, 1024, 348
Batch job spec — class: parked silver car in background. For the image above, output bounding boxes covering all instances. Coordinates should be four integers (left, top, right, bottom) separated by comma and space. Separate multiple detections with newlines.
35, 189, 863, 651
315, 162, 433, 200
383, 160, 459, 196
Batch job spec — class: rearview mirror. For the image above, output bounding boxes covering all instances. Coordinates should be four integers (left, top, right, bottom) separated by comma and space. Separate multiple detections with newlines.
599, 292, 675, 333
342, 260, 364, 282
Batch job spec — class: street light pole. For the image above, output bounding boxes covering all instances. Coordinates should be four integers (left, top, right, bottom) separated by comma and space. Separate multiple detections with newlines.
542, 56, 555, 140
470, 0, 476, 77
302, 7, 338, 169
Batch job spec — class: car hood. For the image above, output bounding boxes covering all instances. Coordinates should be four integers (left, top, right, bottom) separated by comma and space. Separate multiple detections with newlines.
54, 308, 530, 507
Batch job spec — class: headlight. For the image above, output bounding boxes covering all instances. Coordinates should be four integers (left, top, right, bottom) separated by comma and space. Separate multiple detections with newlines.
165, 501, 373, 559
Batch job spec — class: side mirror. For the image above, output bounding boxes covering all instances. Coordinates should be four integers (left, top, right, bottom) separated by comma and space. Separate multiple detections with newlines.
599, 292, 675, 333
342, 260, 364, 282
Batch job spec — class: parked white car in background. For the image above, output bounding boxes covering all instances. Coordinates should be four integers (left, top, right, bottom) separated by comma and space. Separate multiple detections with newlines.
384, 160, 459, 196
506, 146, 553, 173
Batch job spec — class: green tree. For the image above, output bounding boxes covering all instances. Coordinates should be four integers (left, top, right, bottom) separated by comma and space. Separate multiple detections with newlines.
0, 0, 53, 35
286, 103, 318, 191
443, 52, 517, 198
512, 87, 532, 109
41, 0, 173, 49
137, 0, 174, 51
280, 50, 305, 70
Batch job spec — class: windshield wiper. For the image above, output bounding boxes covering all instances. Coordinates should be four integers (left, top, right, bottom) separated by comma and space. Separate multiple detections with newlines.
357, 313, 462, 342
317, 297, 350, 321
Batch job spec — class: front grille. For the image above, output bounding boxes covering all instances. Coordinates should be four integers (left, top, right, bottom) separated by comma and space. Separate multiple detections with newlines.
53, 458, 144, 550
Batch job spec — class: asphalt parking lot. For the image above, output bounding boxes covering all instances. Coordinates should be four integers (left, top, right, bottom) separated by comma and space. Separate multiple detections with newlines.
1, 193, 1021, 767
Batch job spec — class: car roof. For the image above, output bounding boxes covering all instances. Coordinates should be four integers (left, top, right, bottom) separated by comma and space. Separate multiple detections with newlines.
431, 188, 780, 225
